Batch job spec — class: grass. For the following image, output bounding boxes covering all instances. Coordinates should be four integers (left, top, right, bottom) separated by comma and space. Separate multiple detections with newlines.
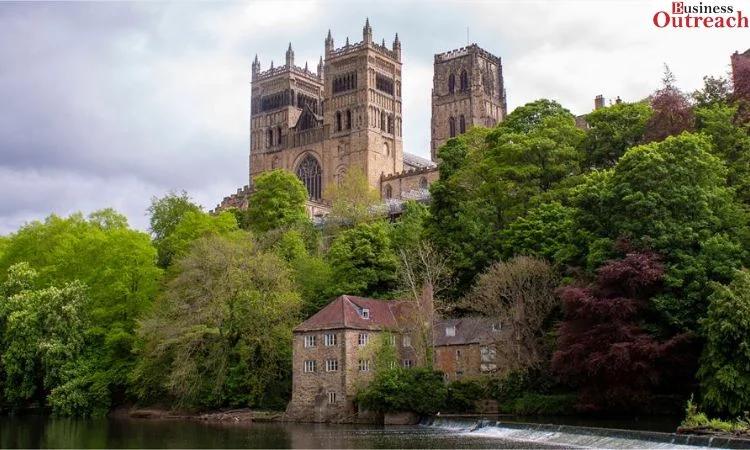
681, 396, 750, 434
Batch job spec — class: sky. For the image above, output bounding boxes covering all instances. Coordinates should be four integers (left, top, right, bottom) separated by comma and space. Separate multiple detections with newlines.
0, 0, 747, 235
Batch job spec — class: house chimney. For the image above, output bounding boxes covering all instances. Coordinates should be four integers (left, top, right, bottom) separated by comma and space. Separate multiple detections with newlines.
594, 94, 605, 110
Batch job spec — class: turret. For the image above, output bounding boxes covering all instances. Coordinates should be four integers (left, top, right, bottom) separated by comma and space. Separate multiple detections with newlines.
325, 30, 334, 56
317, 56, 324, 80
285, 42, 294, 68
252, 54, 261, 79
363, 17, 372, 44
392, 33, 401, 61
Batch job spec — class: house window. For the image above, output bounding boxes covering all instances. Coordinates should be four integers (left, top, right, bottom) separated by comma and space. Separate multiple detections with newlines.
390, 335, 397, 346
304, 360, 316, 373
385, 184, 392, 199
403, 359, 414, 368
389, 361, 397, 369
445, 326, 456, 337
304, 335, 316, 348
359, 333, 369, 346
481, 345, 497, 362
324, 333, 337, 346
420, 177, 428, 190
359, 359, 371, 372
326, 359, 338, 372
328, 392, 337, 404
361, 309, 370, 319
403, 335, 412, 347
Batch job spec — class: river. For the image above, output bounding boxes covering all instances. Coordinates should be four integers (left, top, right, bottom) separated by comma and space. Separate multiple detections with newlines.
0, 415, 726, 448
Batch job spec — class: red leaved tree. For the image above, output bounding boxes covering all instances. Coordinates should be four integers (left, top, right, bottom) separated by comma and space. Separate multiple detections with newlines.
643, 65, 694, 143
552, 252, 692, 413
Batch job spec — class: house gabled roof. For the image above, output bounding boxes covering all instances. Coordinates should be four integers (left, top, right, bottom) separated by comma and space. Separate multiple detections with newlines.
433, 316, 503, 347
294, 295, 413, 332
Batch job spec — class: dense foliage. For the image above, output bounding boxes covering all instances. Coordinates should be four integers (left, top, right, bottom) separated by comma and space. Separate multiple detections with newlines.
2, 65, 750, 419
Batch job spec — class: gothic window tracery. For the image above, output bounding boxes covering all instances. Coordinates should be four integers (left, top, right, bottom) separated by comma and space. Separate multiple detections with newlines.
296, 154, 322, 201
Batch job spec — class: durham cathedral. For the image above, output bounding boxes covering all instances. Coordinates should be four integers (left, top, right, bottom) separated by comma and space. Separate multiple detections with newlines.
213, 19, 507, 217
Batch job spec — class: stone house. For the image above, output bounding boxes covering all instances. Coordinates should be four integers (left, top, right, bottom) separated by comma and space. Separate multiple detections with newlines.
434, 316, 503, 381
284, 295, 417, 423
285, 293, 501, 423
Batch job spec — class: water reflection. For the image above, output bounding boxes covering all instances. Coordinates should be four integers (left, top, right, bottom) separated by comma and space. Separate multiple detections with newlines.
0, 416, 560, 449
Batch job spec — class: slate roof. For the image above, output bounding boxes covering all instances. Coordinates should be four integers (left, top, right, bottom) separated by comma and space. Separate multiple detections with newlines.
403, 152, 437, 169
294, 295, 414, 332
433, 316, 502, 347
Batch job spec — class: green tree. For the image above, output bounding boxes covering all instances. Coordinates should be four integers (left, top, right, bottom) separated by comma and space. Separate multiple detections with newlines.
356, 367, 447, 415
389, 201, 430, 254
698, 269, 750, 415
0, 263, 94, 414
147, 191, 201, 268
500, 201, 576, 263
572, 133, 749, 330
0, 210, 162, 414
131, 233, 301, 409
158, 210, 238, 266
692, 75, 732, 108
327, 221, 399, 298
324, 167, 381, 228
247, 170, 308, 233
694, 102, 750, 203
581, 101, 652, 168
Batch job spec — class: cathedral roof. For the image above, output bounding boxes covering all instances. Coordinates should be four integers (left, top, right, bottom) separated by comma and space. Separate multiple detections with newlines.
403, 152, 436, 169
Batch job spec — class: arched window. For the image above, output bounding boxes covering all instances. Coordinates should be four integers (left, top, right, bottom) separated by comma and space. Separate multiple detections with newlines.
448, 74, 455, 94
346, 109, 352, 130
380, 111, 386, 131
385, 184, 393, 199
459, 115, 466, 134
449, 117, 456, 138
335, 111, 342, 132
296, 154, 322, 201
387, 115, 394, 134
267, 129, 274, 147
383, 142, 390, 156
271, 156, 280, 169
277, 126, 282, 145
420, 177, 428, 189
460, 70, 469, 91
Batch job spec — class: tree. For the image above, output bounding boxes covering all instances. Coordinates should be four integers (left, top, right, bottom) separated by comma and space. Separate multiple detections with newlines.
147, 191, 201, 268
694, 102, 750, 204
327, 221, 399, 298
462, 256, 559, 375
389, 201, 430, 254
552, 253, 692, 412
157, 210, 238, 267
572, 133, 749, 330
692, 75, 732, 108
247, 170, 308, 234
697, 269, 750, 415
356, 367, 447, 415
131, 234, 301, 409
0, 263, 96, 414
581, 101, 652, 168
0, 210, 162, 414
643, 65, 694, 143
500, 201, 576, 264
428, 102, 584, 296
324, 168, 381, 228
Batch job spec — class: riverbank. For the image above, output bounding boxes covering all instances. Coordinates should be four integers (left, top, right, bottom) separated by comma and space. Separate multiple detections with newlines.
109, 407, 284, 424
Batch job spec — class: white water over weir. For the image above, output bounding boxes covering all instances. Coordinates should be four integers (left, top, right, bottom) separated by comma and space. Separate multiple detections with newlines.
422, 417, 750, 449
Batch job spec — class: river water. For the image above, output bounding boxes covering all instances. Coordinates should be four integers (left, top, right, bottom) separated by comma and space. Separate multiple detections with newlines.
0, 415, 710, 449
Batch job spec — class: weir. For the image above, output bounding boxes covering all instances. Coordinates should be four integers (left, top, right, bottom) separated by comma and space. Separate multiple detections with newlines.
422, 417, 750, 449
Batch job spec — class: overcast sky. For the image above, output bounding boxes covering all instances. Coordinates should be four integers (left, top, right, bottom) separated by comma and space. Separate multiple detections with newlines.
0, 0, 747, 235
